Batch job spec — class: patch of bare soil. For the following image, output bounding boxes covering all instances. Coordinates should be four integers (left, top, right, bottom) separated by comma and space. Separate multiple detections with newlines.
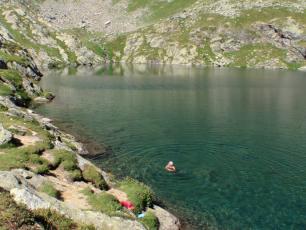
15, 135, 41, 146
46, 168, 93, 210
107, 188, 128, 202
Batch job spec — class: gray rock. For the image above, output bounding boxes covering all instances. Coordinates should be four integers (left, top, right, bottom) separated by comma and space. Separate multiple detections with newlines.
11, 187, 51, 210
0, 123, 13, 145
10, 186, 146, 230
23, 78, 43, 97
0, 171, 22, 190
34, 97, 50, 103
151, 205, 181, 230
298, 66, 306, 72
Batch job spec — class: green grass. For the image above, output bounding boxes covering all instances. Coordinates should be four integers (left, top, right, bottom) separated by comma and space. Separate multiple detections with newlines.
0, 50, 29, 66
69, 169, 83, 181
33, 209, 76, 229
49, 149, 84, 181
0, 8, 65, 67
105, 34, 127, 61
65, 28, 106, 58
39, 182, 61, 199
197, 40, 216, 65
51, 149, 78, 171
0, 113, 53, 172
0, 69, 23, 86
0, 188, 92, 229
0, 84, 12, 96
82, 165, 108, 190
224, 43, 287, 68
124, 0, 197, 22
118, 178, 154, 214
82, 188, 122, 215
140, 211, 159, 230
0, 188, 36, 229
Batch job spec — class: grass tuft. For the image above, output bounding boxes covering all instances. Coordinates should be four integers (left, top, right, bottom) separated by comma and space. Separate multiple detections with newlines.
141, 211, 159, 230
39, 182, 61, 199
119, 178, 154, 214
82, 188, 122, 215
82, 165, 108, 190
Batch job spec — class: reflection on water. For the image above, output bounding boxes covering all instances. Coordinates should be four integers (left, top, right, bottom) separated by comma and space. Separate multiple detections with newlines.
37, 65, 306, 229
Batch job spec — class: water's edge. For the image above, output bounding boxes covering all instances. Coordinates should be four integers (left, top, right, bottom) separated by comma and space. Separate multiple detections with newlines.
43, 115, 192, 229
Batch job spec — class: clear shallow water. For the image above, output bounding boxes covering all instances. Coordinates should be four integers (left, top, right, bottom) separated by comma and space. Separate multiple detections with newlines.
37, 65, 306, 229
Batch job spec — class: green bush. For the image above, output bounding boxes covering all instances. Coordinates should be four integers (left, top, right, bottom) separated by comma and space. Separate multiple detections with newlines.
119, 178, 154, 214
34, 164, 50, 175
82, 165, 108, 190
82, 188, 122, 215
141, 211, 159, 230
33, 209, 76, 229
51, 149, 78, 171
70, 169, 83, 181
39, 182, 61, 199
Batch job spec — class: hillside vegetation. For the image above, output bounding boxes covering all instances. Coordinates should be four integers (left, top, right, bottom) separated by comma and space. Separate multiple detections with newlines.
34, 0, 306, 69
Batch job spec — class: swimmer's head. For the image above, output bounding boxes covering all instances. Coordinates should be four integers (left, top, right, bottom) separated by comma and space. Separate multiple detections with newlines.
168, 161, 174, 166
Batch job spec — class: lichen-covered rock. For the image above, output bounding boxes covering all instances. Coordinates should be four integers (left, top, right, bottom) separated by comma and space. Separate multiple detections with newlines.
0, 123, 13, 145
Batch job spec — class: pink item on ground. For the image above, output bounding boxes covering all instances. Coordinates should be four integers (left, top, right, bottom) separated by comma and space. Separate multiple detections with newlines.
120, 201, 135, 210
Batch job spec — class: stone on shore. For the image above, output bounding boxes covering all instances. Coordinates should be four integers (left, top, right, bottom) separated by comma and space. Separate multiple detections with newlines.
150, 205, 181, 230
0, 123, 13, 145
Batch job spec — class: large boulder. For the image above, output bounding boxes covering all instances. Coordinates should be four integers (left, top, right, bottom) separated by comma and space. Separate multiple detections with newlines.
0, 171, 22, 190
150, 205, 181, 230
0, 123, 13, 145
298, 66, 306, 72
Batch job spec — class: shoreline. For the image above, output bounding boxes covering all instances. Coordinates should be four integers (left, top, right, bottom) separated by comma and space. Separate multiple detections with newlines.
0, 11, 181, 229
36, 102, 193, 229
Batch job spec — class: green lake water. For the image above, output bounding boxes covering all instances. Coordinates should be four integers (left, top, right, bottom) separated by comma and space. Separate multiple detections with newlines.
37, 65, 306, 229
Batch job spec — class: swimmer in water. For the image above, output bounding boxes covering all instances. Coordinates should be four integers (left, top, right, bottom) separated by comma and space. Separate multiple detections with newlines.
165, 161, 176, 172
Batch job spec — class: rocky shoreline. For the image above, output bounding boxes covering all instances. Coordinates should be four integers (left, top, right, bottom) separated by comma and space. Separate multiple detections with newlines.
0, 2, 180, 230
0, 95, 181, 229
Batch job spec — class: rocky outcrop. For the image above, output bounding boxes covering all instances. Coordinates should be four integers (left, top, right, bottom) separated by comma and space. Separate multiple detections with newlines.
0, 37, 180, 228
103, 1, 306, 69
150, 205, 181, 230
0, 3, 105, 68
0, 123, 12, 145
0, 169, 146, 230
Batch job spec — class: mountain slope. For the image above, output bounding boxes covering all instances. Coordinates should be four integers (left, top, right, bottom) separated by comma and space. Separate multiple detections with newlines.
34, 0, 306, 69
105, 0, 306, 69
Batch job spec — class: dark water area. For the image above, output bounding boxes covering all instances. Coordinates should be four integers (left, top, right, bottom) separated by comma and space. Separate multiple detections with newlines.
36, 64, 306, 229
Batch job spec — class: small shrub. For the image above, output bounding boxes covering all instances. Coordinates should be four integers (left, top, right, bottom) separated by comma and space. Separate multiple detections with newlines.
82, 165, 108, 190
52, 149, 78, 171
39, 182, 61, 199
34, 164, 50, 175
141, 211, 159, 230
33, 209, 76, 229
119, 178, 154, 214
70, 169, 83, 181
78, 224, 96, 230
82, 188, 122, 215
62, 159, 78, 171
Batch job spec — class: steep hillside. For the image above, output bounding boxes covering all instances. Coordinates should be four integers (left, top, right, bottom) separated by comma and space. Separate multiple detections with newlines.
0, 2, 107, 68
34, 0, 306, 69
0, 2, 180, 230
105, 0, 306, 69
